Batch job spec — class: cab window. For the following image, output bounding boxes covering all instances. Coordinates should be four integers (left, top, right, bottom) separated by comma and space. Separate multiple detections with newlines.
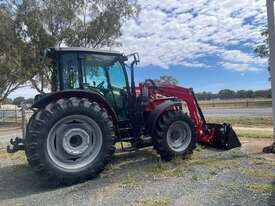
108, 62, 127, 90
81, 56, 108, 90
60, 53, 80, 89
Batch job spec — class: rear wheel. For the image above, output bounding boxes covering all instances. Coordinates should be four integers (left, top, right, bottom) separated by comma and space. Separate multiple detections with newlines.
25, 97, 115, 185
153, 111, 196, 161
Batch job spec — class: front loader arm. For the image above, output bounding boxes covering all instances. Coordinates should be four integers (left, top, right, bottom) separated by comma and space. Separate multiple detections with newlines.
157, 85, 211, 142
155, 85, 241, 149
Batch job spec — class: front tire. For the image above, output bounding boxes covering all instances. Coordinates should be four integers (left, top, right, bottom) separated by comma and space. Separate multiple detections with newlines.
25, 97, 115, 185
153, 111, 196, 161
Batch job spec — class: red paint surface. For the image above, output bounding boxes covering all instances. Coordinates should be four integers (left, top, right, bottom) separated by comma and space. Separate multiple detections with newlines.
138, 84, 215, 145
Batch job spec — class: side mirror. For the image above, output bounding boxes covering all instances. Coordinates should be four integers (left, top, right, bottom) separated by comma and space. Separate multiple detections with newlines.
126, 52, 140, 69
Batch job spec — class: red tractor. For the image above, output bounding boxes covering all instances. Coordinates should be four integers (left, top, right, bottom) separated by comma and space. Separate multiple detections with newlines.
8, 47, 241, 185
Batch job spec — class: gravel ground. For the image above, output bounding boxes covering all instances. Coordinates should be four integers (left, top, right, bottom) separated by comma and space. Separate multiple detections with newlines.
0, 139, 274, 206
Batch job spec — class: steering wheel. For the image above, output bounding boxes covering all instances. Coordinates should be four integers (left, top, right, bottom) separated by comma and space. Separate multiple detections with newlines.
96, 81, 105, 89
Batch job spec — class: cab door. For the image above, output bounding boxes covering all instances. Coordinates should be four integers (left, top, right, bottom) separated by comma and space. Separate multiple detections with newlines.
79, 53, 129, 121
107, 61, 129, 121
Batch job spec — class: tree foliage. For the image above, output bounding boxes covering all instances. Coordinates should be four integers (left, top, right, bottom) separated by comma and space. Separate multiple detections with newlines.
13, 96, 25, 106
155, 75, 179, 86
196, 89, 271, 100
0, 6, 29, 102
254, 28, 270, 79
255, 29, 269, 58
0, 0, 138, 102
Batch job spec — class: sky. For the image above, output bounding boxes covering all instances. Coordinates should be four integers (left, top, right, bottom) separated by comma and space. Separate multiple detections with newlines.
9, 0, 270, 99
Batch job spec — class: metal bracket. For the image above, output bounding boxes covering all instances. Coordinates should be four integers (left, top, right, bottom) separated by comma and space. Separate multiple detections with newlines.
7, 137, 25, 153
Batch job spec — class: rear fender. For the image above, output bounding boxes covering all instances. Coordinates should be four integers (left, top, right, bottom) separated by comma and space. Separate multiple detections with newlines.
32, 89, 118, 123
146, 101, 182, 134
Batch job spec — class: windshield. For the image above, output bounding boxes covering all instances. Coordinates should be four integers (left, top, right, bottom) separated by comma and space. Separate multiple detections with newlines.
81, 54, 118, 90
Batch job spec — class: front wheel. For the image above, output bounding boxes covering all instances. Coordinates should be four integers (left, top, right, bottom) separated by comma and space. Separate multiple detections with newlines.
25, 97, 115, 185
153, 111, 196, 161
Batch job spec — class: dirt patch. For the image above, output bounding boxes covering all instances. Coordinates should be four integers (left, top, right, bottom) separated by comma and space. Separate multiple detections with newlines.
241, 137, 275, 160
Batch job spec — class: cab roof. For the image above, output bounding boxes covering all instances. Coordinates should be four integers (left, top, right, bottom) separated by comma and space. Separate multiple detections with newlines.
53, 47, 123, 55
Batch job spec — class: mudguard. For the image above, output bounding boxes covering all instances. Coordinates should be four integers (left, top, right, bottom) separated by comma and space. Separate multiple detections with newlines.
32, 89, 118, 123
146, 101, 182, 134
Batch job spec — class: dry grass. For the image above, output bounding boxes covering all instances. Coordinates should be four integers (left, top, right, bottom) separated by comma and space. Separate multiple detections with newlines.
134, 198, 170, 206
120, 173, 139, 188
144, 153, 190, 177
144, 145, 241, 178
240, 168, 275, 178
235, 129, 272, 139
206, 117, 272, 128
0, 150, 26, 161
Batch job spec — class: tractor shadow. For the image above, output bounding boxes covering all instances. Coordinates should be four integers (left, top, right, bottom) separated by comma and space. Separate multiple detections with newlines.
0, 149, 157, 201
0, 163, 58, 201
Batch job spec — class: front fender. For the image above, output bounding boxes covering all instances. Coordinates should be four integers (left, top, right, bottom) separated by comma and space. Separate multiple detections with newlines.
146, 101, 182, 134
32, 89, 118, 123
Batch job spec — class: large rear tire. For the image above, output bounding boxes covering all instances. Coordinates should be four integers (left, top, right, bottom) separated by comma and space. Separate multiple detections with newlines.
25, 97, 115, 185
153, 111, 196, 161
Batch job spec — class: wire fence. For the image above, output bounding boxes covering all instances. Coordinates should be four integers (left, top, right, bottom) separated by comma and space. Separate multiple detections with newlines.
0, 109, 33, 124
199, 98, 272, 108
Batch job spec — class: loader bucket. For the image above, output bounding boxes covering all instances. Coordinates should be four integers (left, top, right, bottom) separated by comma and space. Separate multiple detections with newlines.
207, 123, 241, 150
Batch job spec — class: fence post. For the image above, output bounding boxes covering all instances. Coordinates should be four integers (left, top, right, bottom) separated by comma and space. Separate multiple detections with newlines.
2, 110, 5, 123
15, 107, 18, 123
21, 107, 26, 138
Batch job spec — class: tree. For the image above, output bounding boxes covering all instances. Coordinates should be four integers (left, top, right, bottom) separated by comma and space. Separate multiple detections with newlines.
0, 6, 29, 102
2, 98, 13, 104
246, 90, 254, 98
25, 98, 34, 105
13, 96, 25, 106
254, 29, 270, 78
155, 75, 179, 86
236, 90, 247, 99
196, 92, 216, 100
218, 89, 236, 99
0, 0, 139, 102
255, 29, 269, 58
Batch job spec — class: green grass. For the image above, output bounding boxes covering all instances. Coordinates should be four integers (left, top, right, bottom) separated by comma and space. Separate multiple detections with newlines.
134, 198, 170, 206
199, 98, 272, 108
219, 182, 275, 193
246, 183, 275, 193
145, 158, 186, 177
235, 129, 273, 139
218, 182, 240, 191
240, 168, 275, 178
206, 116, 272, 128
145, 146, 241, 178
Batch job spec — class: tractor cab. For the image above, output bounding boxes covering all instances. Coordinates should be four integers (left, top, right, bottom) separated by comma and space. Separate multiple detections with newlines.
44, 47, 132, 121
